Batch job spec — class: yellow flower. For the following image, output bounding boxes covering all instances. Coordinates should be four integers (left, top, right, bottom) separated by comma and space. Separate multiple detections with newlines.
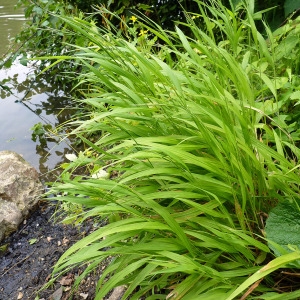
139, 29, 148, 36
130, 16, 137, 23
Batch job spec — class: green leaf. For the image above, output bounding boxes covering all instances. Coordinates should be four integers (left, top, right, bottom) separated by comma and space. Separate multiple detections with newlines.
32, 6, 43, 15
29, 238, 38, 245
290, 90, 300, 100
0, 83, 12, 93
284, 0, 300, 17
257, 73, 277, 98
19, 55, 28, 66
0, 243, 8, 253
226, 251, 300, 300
265, 201, 300, 257
275, 35, 299, 61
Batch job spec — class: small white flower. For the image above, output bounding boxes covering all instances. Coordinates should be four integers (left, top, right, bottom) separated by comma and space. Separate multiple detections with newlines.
65, 153, 78, 162
91, 169, 109, 179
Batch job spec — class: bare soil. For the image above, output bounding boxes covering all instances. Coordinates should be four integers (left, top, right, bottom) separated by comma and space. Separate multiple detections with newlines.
0, 201, 103, 300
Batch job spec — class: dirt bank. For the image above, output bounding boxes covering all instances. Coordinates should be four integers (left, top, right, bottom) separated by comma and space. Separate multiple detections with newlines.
0, 201, 101, 300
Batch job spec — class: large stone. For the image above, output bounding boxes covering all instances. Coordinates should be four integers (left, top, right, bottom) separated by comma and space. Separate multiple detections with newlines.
0, 151, 43, 241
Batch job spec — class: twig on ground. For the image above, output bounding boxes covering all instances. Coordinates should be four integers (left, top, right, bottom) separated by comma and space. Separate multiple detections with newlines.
1, 250, 36, 278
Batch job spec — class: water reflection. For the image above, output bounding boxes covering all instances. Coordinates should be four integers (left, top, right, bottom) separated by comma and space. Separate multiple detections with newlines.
0, 1, 26, 57
0, 61, 75, 182
0, 1, 78, 182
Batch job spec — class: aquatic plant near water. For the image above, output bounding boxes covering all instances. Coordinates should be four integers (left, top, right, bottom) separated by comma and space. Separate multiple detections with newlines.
44, 1, 300, 299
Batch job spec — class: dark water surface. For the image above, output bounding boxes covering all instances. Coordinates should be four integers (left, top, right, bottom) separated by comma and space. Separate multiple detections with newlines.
0, 1, 73, 180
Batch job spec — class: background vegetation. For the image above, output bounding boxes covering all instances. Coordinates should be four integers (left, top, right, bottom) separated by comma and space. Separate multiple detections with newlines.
14, 0, 300, 68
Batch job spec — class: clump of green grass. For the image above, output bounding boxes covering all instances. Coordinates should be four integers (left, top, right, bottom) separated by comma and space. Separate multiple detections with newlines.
46, 1, 300, 299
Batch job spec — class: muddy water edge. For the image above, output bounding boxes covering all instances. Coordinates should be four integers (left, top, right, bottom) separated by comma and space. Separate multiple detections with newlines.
0, 1, 76, 183
0, 3, 95, 299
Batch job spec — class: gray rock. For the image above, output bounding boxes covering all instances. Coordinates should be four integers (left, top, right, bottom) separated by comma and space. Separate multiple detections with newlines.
107, 286, 126, 300
0, 151, 43, 241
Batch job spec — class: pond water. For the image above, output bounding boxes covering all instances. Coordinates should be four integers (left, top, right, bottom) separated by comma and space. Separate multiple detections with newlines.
0, 1, 73, 181
0, 0, 25, 57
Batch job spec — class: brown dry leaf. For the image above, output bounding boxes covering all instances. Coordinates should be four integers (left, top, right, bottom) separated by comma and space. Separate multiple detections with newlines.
45, 274, 52, 282
59, 275, 74, 286
17, 292, 23, 299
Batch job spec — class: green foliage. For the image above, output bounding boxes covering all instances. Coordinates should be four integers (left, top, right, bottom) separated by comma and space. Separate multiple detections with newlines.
12, 0, 300, 92
253, 0, 300, 31
16, 0, 72, 53
285, 0, 300, 17
65, 0, 202, 30
31, 122, 53, 147
13, 0, 91, 86
265, 201, 300, 260
65, 0, 300, 32
40, 1, 300, 298
0, 82, 12, 94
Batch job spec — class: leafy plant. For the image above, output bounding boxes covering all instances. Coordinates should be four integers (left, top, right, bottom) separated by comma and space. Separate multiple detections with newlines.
40, 0, 300, 299
31, 122, 53, 146
265, 201, 300, 259
11, 0, 90, 87
12, 0, 300, 94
